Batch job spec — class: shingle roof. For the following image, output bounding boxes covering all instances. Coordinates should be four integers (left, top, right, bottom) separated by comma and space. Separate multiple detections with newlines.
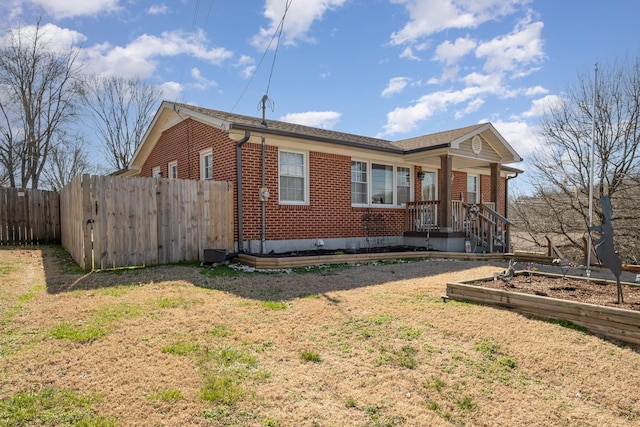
171, 102, 501, 156
391, 123, 488, 151
172, 102, 400, 152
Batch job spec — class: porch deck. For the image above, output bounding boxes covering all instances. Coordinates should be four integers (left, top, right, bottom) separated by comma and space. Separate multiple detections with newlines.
405, 200, 512, 253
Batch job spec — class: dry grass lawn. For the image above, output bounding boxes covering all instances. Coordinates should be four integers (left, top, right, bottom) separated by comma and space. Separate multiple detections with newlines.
1, 246, 639, 427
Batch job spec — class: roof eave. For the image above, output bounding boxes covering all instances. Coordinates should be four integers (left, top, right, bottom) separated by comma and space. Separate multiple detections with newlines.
228, 123, 403, 154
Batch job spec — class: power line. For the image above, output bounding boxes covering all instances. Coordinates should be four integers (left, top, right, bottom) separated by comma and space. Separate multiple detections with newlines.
172, 0, 215, 103
230, 0, 293, 113
265, 0, 292, 97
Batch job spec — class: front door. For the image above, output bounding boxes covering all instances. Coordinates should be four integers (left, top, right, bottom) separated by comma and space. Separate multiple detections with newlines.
421, 170, 437, 228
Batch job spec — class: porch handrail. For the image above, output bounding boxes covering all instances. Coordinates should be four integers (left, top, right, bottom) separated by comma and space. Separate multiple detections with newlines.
406, 200, 440, 232
481, 204, 513, 226
457, 200, 511, 253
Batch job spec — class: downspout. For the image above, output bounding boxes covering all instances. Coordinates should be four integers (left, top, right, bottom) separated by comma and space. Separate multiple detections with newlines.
504, 172, 520, 252
236, 130, 251, 252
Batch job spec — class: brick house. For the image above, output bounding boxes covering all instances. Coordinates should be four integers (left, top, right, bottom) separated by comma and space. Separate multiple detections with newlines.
119, 101, 523, 255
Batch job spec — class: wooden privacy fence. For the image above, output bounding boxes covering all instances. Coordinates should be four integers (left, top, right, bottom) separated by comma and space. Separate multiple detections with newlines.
0, 187, 60, 245
60, 175, 234, 270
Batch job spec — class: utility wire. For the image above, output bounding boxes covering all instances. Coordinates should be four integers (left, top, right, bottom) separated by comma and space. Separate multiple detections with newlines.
230, 0, 294, 113
265, 0, 292, 97
173, 0, 215, 103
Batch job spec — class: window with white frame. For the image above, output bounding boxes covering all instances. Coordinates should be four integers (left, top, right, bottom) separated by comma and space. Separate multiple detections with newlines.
351, 161, 368, 205
200, 149, 213, 180
279, 150, 307, 203
168, 161, 178, 179
152, 166, 162, 178
421, 171, 437, 201
467, 174, 479, 203
372, 163, 393, 204
351, 160, 412, 206
397, 167, 410, 205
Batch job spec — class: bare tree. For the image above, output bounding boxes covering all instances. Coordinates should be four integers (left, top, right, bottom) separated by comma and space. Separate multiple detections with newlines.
81, 75, 162, 171
520, 58, 640, 262
42, 133, 99, 191
0, 20, 83, 189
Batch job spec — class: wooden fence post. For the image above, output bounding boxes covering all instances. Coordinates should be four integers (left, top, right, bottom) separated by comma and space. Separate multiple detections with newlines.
81, 174, 93, 270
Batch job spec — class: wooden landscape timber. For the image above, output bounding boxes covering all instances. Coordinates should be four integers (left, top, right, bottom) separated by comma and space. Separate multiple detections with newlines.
235, 251, 507, 269
446, 274, 640, 346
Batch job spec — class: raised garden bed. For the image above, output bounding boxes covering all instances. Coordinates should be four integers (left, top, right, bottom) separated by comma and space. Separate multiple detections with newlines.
446, 271, 640, 346
236, 250, 506, 269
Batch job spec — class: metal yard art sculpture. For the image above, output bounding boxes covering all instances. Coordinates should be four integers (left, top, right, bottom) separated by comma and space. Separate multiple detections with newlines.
589, 195, 624, 303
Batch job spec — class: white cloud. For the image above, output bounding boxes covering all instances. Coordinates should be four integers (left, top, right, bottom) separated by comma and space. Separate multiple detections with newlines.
236, 55, 256, 79
158, 81, 182, 100
491, 119, 543, 159
524, 85, 548, 96
251, 0, 348, 49
190, 67, 217, 90
381, 77, 411, 97
399, 46, 420, 61
516, 94, 562, 119
280, 111, 341, 129
29, 0, 120, 19
476, 18, 545, 76
454, 98, 484, 119
1, 23, 87, 52
82, 29, 233, 78
380, 86, 489, 136
147, 4, 168, 15
390, 0, 530, 45
434, 36, 477, 65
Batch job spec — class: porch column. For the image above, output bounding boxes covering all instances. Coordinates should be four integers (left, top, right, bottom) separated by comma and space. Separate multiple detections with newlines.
490, 163, 501, 214
439, 155, 453, 231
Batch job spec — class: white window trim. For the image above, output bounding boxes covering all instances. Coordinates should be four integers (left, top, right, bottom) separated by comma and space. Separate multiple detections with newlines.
351, 159, 413, 208
396, 166, 411, 207
152, 166, 162, 178
351, 160, 369, 207
278, 149, 309, 205
168, 160, 178, 179
420, 169, 438, 201
200, 149, 213, 181
467, 174, 479, 204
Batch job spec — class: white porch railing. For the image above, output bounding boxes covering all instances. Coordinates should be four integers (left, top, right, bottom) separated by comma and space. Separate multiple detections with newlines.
406, 200, 510, 252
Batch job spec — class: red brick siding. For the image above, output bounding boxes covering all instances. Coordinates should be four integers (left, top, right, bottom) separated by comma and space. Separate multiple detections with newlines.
451, 171, 466, 201
139, 119, 506, 243
239, 147, 404, 240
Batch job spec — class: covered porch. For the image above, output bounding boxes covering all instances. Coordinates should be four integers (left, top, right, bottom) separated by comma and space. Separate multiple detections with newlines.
404, 199, 512, 253
394, 123, 521, 253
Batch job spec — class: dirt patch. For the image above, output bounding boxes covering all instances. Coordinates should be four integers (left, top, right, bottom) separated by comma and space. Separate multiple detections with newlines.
469, 274, 640, 311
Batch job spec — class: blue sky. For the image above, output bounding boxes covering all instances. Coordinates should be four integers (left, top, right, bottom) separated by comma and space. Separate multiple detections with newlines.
2, 0, 639, 193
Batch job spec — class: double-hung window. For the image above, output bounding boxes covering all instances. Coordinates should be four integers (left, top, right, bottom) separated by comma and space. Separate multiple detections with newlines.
396, 167, 410, 206
351, 161, 412, 206
200, 149, 213, 180
168, 161, 178, 179
279, 150, 307, 204
467, 174, 479, 203
152, 166, 162, 178
351, 161, 368, 205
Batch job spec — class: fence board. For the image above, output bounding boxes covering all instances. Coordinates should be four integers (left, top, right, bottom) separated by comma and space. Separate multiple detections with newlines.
1, 187, 61, 245
59, 175, 233, 269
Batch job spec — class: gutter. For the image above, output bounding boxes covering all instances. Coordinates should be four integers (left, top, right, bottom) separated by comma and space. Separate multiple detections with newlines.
504, 170, 522, 252
236, 130, 251, 252
228, 123, 402, 154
